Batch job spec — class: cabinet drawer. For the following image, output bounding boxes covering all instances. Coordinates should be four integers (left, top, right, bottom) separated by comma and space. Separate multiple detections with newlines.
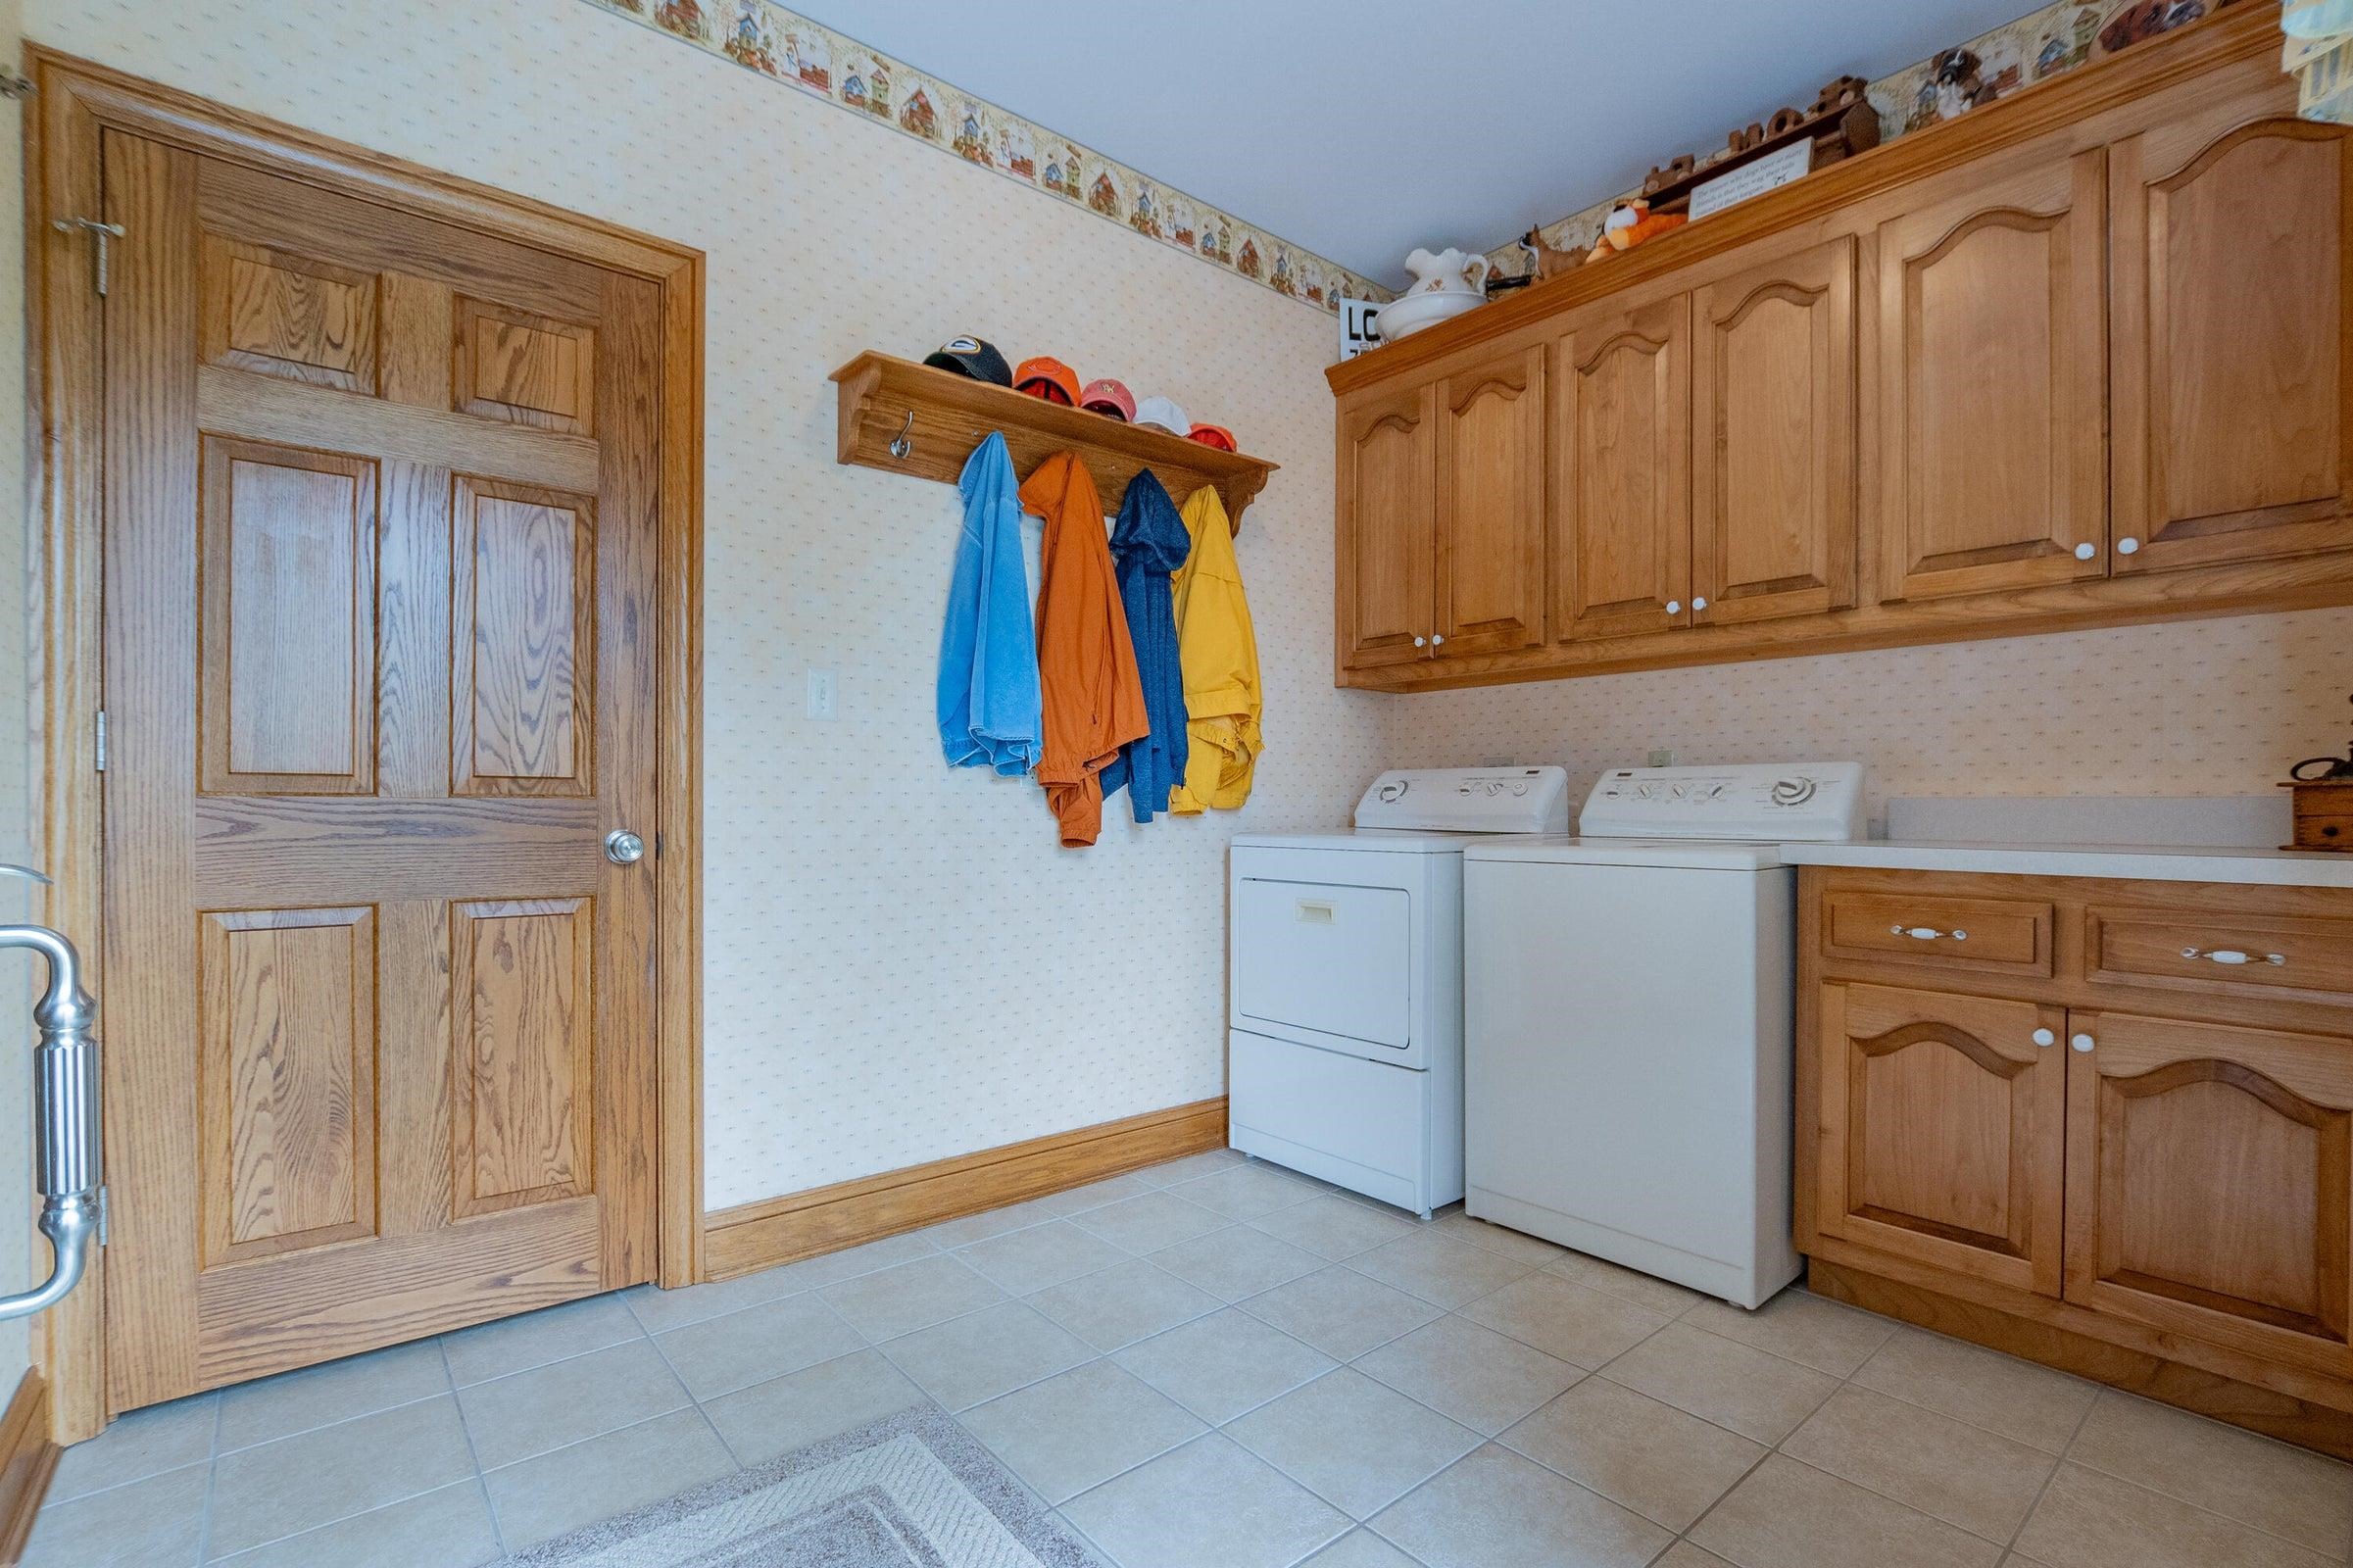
2084, 906, 2353, 1003
1821, 889, 2053, 976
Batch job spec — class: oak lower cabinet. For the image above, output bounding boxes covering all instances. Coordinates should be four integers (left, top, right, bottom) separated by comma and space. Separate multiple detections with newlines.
1813, 981, 2067, 1298
2065, 1008, 2353, 1381
1797, 866, 2353, 1457
1337, 345, 1544, 669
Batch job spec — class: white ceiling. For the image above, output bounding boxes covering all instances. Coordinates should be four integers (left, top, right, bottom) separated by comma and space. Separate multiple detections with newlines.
802, 1, 2034, 288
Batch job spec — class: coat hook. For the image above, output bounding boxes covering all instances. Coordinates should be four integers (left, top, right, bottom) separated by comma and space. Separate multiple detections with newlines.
887, 411, 914, 460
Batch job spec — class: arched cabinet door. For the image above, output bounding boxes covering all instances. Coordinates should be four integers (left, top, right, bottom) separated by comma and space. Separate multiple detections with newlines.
1549, 295, 1691, 642
1433, 343, 1546, 658
1337, 382, 1437, 669
2110, 75, 2353, 575
1815, 982, 2068, 1297
1870, 140, 2107, 603
2064, 1010, 2353, 1379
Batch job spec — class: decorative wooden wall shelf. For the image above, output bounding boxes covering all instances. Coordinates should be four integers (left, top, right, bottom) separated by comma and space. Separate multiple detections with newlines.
830, 353, 1275, 533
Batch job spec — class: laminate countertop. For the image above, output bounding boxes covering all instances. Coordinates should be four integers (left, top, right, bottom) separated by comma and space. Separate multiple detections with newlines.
1777, 839, 2353, 888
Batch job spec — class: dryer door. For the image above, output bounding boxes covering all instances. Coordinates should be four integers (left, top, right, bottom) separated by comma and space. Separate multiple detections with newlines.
1233, 877, 1413, 1053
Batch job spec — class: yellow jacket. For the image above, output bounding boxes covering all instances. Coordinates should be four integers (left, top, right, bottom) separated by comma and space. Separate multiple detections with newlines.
1168, 487, 1262, 813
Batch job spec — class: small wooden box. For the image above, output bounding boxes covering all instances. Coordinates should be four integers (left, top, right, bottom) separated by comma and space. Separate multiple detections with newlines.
2285, 779, 2353, 851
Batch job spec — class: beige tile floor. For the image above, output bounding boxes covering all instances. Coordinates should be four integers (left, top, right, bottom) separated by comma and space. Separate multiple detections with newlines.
25, 1148, 2353, 1567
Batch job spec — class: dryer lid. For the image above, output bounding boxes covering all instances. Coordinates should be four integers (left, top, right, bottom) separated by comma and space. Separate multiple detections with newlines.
1351, 767, 1572, 834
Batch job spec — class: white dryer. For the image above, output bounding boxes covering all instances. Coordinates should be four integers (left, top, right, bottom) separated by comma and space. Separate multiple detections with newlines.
1463, 762, 1864, 1306
1228, 767, 1571, 1216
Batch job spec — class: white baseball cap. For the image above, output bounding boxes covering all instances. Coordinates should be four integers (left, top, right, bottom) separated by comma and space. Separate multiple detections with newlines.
1133, 395, 1190, 435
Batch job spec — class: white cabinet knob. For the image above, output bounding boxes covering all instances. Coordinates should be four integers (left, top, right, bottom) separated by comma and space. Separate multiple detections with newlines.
2033, 1027, 2056, 1048
1692, 596, 1709, 612
2073, 542, 2097, 561
1431, 633, 1446, 647
1665, 600, 1682, 615
1411, 635, 1427, 648
2070, 1033, 2095, 1054
2117, 536, 2140, 556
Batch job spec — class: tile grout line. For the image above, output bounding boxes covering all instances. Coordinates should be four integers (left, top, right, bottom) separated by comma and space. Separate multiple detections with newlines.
437, 1336, 511, 1563
194, 1392, 223, 1567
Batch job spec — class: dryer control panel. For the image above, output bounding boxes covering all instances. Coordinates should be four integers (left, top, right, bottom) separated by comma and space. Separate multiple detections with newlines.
1352, 767, 1572, 834
1579, 761, 1865, 842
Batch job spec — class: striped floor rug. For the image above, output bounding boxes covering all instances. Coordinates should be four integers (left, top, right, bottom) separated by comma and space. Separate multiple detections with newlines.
505, 1406, 1106, 1567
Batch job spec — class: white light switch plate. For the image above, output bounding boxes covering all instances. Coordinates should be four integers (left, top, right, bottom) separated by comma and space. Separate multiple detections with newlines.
807, 668, 838, 721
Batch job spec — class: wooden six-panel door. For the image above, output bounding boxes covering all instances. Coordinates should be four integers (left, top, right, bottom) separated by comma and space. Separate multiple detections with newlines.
101, 132, 662, 1409
1815, 981, 2068, 1297
2109, 76, 2353, 575
1872, 143, 2108, 602
1549, 295, 1691, 641
1691, 235, 1858, 625
1433, 343, 1545, 657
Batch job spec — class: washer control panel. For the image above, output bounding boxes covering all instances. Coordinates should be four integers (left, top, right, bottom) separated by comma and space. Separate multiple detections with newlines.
1580, 761, 1866, 842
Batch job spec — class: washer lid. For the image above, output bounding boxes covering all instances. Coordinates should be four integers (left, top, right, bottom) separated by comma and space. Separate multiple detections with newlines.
1462, 836, 1789, 870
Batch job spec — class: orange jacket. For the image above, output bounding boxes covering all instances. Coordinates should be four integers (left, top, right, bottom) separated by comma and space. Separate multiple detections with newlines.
1024, 454, 1149, 847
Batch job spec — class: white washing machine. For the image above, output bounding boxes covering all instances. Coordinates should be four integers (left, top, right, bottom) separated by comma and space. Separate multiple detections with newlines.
1463, 762, 1864, 1306
1228, 767, 1571, 1216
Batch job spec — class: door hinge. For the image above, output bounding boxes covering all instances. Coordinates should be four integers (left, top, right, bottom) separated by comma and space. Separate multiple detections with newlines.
53, 217, 125, 297
92, 710, 106, 772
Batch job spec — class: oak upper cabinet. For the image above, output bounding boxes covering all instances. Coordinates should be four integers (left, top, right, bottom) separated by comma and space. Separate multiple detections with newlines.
1550, 295, 1691, 641
1872, 143, 2109, 602
2110, 79, 2353, 575
1815, 981, 2069, 1298
1433, 343, 1547, 657
1691, 234, 1859, 625
2064, 1009, 2353, 1379
1338, 380, 1436, 668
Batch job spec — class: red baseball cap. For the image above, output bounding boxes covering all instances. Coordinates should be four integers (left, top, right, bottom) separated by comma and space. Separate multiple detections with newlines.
1186, 422, 1237, 452
1013, 356, 1080, 407
1080, 377, 1136, 421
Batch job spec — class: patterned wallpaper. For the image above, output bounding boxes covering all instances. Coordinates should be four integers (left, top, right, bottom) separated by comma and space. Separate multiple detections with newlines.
28, 0, 1389, 1206
1382, 608, 2353, 830
583, 0, 1387, 314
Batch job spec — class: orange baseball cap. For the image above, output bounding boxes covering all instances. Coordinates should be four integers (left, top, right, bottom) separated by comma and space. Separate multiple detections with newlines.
1080, 377, 1136, 421
1013, 356, 1080, 407
1186, 423, 1237, 452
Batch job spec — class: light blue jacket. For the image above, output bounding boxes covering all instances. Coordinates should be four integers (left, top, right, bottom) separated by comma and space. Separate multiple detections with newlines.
937, 433, 1042, 774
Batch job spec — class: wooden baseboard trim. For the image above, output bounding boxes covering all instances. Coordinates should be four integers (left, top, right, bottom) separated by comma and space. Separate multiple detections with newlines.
702, 1098, 1229, 1282
0, 1370, 58, 1567
1810, 1259, 2353, 1461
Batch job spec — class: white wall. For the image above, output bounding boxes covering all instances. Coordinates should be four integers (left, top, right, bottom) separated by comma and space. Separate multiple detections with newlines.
25, 0, 1386, 1209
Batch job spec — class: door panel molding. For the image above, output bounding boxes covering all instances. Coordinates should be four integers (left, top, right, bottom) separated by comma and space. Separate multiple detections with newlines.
29, 48, 704, 1443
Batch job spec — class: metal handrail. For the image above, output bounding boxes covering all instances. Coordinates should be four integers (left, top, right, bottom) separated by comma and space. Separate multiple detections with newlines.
0, 867, 103, 1321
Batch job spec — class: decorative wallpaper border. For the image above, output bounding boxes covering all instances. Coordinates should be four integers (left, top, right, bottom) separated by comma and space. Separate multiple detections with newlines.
1491, 0, 2233, 274
581, 0, 1389, 312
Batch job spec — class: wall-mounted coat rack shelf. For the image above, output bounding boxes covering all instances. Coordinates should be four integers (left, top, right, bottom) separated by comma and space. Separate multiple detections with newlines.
829, 352, 1276, 534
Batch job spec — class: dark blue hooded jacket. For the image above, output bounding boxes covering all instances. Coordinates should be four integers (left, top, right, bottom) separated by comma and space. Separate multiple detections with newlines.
1100, 469, 1192, 821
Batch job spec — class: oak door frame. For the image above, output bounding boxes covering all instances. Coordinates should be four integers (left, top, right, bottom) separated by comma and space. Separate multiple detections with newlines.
25, 49, 706, 1444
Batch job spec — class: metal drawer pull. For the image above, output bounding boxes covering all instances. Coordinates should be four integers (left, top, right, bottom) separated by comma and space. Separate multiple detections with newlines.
1890, 925, 1966, 942
2181, 947, 2283, 966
